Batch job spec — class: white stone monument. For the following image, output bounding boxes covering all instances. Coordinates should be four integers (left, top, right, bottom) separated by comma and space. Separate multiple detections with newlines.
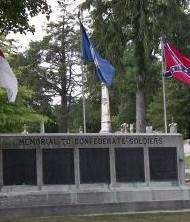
169, 121, 177, 133
121, 123, 129, 133
40, 121, 45, 134
79, 126, 83, 133
130, 123, 134, 133
21, 124, 28, 134
146, 126, 153, 133
100, 83, 111, 133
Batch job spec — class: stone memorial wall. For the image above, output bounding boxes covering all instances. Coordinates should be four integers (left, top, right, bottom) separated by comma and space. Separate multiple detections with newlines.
0, 133, 184, 190
0, 133, 189, 218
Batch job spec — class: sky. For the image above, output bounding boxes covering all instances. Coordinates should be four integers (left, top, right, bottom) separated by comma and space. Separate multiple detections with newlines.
7, 0, 85, 52
6, 0, 86, 105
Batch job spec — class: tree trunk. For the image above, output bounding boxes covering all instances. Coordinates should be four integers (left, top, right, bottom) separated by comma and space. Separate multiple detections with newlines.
134, 0, 147, 133
136, 88, 146, 133
59, 93, 68, 133
59, 15, 68, 133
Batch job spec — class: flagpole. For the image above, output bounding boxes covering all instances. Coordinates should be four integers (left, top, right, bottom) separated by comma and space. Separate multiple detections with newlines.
78, 9, 86, 133
160, 37, 167, 133
81, 60, 86, 133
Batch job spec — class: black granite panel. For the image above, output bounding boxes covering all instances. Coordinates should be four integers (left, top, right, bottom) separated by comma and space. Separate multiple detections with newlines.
79, 148, 110, 183
115, 148, 145, 182
3, 149, 36, 185
43, 149, 74, 184
149, 147, 177, 181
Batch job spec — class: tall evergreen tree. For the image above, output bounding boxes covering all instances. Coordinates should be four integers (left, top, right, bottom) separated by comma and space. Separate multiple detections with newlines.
81, 0, 190, 132
21, 3, 81, 132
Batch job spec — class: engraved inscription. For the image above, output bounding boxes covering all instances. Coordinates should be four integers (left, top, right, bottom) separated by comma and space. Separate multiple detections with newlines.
18, 136, 163, 147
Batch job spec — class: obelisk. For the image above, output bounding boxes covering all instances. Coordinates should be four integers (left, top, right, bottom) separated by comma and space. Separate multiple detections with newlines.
100, 83, 111, 133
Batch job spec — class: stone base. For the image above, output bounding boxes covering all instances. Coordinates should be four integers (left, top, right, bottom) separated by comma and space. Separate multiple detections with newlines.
1, 186, 190, 219
100, 121, 112, 133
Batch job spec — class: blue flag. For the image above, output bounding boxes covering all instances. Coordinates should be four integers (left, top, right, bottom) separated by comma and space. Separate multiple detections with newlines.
80, 22, 115, 88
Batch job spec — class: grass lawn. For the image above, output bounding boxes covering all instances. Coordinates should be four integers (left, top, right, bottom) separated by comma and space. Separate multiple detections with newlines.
184, 156, 190, 180
2, 212, 190, 222
186, 173, 190, 180
185, 156, 190, 169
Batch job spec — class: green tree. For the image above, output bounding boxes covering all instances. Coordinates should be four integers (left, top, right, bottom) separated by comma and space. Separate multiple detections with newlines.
0, 50, 45, 133
148, 80, 190, 137
147, 0, 190, 136
0, 86, 45, 133
81, 0, 190, 133
20, 4, 81, 133
0, 0, 51, 34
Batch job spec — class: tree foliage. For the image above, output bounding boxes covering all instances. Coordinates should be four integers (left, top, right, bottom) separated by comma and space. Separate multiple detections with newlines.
148, 80, 190, 137
0, 0, 52, 34
2, 0, 190, 135
19, 4, 81, 132
80, 0, 190, 133
0, 49, 45, 133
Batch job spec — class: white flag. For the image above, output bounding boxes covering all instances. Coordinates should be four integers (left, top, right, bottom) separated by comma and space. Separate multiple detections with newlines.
0, 50, 18, 102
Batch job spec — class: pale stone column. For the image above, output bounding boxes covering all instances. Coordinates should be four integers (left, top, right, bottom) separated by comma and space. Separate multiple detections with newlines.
144, 147, 150, 186
74, 148, 80, 188
177, 141, 185, 186
100, 83, 111, 133
36, 148, 43, 190
0, 149, 3, 191
40, 121, 45, 134
109, 147, 116, 188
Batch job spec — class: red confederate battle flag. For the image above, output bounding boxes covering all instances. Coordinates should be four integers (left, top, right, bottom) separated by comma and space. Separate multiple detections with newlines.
163, 39, 190, 85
